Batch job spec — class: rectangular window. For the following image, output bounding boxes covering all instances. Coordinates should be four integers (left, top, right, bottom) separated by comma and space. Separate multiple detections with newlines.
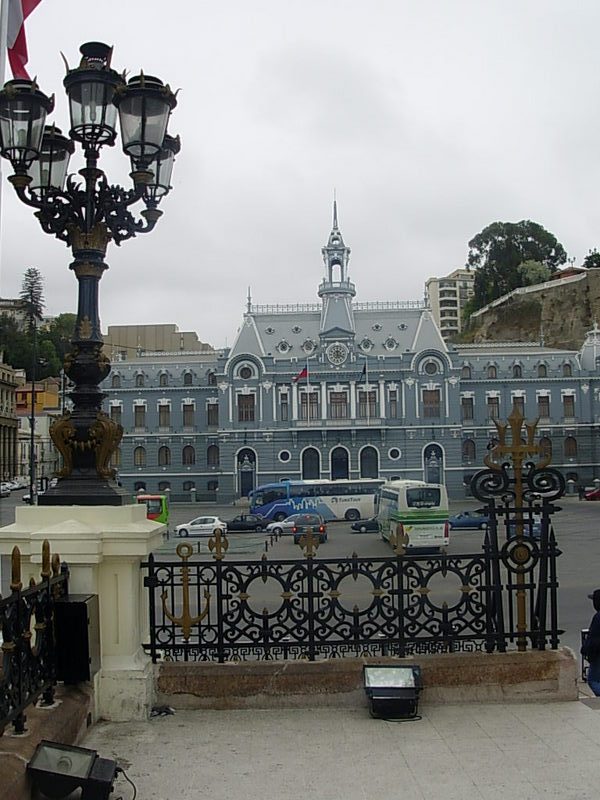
512, 396, 525, 415
461, 397, 473, 421
280, 393, 289, 421
110, 405, 122, 425
238, 394, 255, 422
487, 397, 499, 420
134, 404, 145, 428
563, 395, 575, 418
300, 392, 319, 420
330, 392, 348, 419
537, 396, 550, 418
422, 389, 441, 418
389, 390, 397, 419
358, 390, 377, 418
183, 403, 195, 427
207, 404, 219, 426
159, 405, 170, 428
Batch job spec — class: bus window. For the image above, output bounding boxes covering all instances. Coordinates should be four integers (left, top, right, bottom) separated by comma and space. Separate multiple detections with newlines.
406, 487, 441, 508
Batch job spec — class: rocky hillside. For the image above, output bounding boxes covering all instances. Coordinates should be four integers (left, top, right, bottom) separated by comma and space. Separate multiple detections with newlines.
464, 270, 600, 349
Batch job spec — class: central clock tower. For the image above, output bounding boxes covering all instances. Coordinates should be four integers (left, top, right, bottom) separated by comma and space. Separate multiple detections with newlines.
318, 200, 356, 356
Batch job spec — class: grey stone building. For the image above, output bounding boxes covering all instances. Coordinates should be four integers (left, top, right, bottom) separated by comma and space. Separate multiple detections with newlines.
104, 206, 600, 500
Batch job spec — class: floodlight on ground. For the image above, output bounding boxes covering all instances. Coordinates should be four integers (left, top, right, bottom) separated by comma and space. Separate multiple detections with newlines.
363, 664, 423, 719
27, 739, 117, 799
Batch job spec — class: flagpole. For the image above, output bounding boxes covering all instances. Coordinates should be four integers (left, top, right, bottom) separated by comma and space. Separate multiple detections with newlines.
365, 355, 370, 425
0, 1, 9, 284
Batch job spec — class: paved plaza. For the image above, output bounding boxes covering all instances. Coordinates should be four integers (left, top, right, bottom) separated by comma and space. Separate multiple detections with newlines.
85, 693, 600, 800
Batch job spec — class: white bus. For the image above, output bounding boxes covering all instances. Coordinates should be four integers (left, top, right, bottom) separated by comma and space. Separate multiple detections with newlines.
376, 480, 450, 551
249, 478, 385, 522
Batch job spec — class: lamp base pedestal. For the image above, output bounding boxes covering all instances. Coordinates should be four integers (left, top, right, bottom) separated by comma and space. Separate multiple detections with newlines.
39, 477, 130, 506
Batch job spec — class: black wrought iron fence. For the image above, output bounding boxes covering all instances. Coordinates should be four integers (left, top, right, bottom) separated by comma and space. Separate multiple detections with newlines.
142, 523, 561, 663
0, 541, 69, 735
143, 406, 564, 664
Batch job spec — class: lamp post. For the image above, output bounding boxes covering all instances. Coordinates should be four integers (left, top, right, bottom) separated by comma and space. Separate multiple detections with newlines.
29, 316, 37, 505
0, 42, 179, 505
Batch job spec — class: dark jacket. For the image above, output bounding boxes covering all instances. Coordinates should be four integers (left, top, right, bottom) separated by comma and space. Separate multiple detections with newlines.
581, 610, 600, 661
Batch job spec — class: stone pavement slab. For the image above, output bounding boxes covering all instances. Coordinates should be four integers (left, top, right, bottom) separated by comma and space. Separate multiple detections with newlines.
84, 700, 600, 800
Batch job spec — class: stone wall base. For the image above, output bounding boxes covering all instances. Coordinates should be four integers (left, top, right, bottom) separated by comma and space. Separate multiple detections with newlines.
98, 660, 155, 722
156, 648, 579, 709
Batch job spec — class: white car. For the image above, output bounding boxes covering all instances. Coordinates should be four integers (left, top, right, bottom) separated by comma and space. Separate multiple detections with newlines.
175, 516, 228, 537
265, 514, 308, 535
0, 482, 10, 498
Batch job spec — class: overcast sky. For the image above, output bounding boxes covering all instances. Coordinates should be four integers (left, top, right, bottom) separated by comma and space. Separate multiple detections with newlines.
0, 1, 599, 348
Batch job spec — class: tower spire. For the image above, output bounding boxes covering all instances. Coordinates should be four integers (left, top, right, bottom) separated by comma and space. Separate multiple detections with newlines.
246, 286, 252, 314
333, 189, 338, 230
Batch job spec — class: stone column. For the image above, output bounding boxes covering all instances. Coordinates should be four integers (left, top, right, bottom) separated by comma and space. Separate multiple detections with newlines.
0, 503, 164, 722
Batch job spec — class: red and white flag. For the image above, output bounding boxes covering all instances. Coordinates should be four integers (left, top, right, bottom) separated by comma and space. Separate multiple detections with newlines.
7, 0, 41, 80
292, 365, 308, 383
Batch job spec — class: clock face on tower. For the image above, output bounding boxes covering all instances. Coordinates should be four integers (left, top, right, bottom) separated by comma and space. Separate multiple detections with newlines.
326, 341, 349, 366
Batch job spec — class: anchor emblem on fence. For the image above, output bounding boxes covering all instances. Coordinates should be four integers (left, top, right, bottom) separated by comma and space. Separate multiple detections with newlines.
161, 542, 210, 640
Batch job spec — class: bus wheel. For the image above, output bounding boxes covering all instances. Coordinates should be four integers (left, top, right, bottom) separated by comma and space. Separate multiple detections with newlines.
274, 512, 287, 522
345, 509, 360, 522
179, 529, 188, 537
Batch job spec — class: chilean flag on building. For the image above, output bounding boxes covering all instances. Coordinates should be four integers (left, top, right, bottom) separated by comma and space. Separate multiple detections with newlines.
292, 365, 308, 383
6, 0, 41, 80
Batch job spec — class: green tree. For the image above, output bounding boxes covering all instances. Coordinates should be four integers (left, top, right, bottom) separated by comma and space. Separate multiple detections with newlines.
583, 249, 600, 269
517, 260, 551, 286
467, 221, 567, 310
19, 267, 45, 332
43, 313, 76, 360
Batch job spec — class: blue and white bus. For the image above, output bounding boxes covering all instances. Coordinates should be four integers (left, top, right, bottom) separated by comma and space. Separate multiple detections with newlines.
249, 479, 384, 522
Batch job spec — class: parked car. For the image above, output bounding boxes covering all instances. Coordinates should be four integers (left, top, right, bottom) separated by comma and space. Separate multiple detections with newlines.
448, 511, 489, 530
291, 513, 327, 544
225, 513, 269, 532
584, 488, 600, 501
175, 516, 227, 537
350, 517, 379, 533
265, 513, 312, 535
0, 482, 10, 498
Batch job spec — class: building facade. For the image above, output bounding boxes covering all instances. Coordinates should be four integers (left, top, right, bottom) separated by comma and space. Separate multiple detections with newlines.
104, 207, 600, 500
0, 357, 18, 481
425, 267, 474, 340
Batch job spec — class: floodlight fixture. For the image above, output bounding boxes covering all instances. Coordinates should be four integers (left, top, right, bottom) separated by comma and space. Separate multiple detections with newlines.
363, 664, 423, 719
27, 739, 117, 799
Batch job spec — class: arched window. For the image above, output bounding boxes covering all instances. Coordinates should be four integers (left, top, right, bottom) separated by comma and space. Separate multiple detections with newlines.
134, 446, 146, 467
487, 365, 497, 379
360, 446, 379, 478
539, 437, 552, 459
158, 481, 171, 491
182, 445, 195, 465
134, 481, 146, 492
513, 364, 522, 378
331, 447, 349, 480
537, 364, 547, 378
158, 446, 171, 466
183, 372, 193, 386
563, 363, 572, 377
207, 444, 220, 467
461, 365, 471, 379
208, 372, 217, 386
302, 448, 320, 479
159, 373, 168, 387
135, 373, 145, 388
183, 481, 195, 491
111, 374, 121, 389
564, 436, 577, 459
462, 439, 476, 462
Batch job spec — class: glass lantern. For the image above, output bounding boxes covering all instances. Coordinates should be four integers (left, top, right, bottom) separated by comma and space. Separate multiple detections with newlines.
115, 74, 177, 170
142, 133, 180, 203
27, 125, 74, 193
0, 80, 54, 173
63, 42, 124, 149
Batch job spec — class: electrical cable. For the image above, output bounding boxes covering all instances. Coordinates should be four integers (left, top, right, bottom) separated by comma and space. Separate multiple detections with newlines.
115, 766, 138, 800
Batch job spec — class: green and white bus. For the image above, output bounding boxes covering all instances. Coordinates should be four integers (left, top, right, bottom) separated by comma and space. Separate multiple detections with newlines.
376, 480, 449, 551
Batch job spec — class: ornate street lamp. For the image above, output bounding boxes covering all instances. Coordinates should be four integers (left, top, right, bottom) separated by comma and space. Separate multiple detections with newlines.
0, 42, 179, 505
